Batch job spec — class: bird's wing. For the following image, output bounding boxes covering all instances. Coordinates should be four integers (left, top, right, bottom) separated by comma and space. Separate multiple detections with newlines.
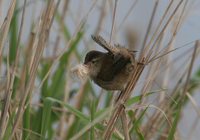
97, 53, 130, 82
112, 53, 130, 75
96, 54, 114, 81
91, 35, 119, 54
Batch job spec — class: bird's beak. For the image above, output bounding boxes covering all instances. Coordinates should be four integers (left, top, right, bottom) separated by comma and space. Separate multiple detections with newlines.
83, 62, 92, 68
83, 63, 90, 70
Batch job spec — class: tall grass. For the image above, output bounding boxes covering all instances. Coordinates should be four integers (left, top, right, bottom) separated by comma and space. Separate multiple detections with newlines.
0, 0, 200, 140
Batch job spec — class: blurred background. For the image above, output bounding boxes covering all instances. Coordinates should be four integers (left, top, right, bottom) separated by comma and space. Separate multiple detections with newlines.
0, 0, 200, 140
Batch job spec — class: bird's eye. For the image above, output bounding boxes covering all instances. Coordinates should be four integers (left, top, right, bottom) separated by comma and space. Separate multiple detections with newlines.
91, 59, 98, 64
92, 60, 96, 63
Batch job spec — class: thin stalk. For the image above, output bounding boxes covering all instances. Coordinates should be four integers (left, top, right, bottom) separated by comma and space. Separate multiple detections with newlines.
109, 0, 118, 44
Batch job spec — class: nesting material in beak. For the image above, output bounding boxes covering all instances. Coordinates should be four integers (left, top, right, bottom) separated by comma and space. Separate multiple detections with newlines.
71, 64, 89, 80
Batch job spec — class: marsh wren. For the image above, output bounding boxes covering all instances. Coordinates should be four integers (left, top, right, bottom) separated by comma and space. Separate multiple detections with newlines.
81, 35, 137, 91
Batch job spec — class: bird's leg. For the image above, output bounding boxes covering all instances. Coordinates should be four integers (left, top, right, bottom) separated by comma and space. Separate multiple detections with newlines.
137, 62, 146, 66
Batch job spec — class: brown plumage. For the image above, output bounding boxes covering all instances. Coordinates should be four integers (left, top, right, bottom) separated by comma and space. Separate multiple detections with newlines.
84, 35, 137, 90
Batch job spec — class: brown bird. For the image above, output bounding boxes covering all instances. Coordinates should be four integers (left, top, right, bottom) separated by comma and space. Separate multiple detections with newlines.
83, 35, 137, 91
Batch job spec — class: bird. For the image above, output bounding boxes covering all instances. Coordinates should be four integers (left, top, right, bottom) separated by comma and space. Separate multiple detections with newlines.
83, 35, 137, 91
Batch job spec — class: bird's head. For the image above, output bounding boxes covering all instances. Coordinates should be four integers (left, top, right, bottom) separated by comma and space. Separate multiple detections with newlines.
84, 50, 104, 78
